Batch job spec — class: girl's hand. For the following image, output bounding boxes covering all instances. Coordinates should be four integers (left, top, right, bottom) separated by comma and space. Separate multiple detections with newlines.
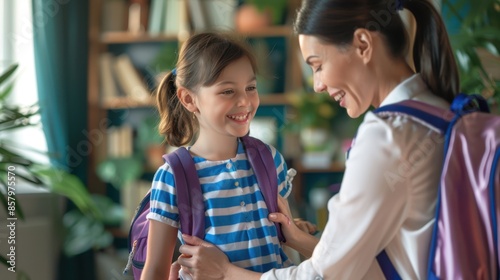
176, 234, 230, 280
268, 196, 304, 243
269, 196, 319, 258
294, 218, 318, 235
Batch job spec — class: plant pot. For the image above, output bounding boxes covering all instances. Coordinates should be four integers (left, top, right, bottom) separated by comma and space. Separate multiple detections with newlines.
300, 127, 330, 152
301, 151, 333, 169
235, 4, 272, 32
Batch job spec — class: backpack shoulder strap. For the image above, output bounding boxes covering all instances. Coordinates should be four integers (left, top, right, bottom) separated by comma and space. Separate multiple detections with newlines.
374, 99, 454, 134
241, 136, 286, 243
163, 148, 205, 239
374, 94, 489, 133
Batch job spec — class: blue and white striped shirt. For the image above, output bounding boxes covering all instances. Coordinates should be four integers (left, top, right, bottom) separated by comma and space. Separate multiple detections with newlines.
147, 139, 294, 272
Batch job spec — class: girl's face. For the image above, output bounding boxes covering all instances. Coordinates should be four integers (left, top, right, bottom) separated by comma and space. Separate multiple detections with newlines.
298, 34, 374, 118
194, 56, 259, 139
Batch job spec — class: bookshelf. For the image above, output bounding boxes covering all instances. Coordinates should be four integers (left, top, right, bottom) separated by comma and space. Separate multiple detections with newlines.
87, 0, 349, 247
87, 0, 306, 194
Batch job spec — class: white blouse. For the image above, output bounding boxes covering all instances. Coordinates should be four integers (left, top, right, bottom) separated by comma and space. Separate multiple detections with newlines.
262, 74, 450, 280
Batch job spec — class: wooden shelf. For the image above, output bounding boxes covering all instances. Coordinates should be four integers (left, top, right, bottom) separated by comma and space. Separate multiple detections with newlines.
259, 94, 291, 105
102, 94, 291, 110
231, 26, 294, 38
293, 161, 345, 173
100, 32, 179, 44
101, 97, 155, 109
100, 26, 294, 44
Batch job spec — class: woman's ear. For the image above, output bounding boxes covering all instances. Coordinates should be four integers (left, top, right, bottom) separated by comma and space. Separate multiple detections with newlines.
177, 87, 198, 113
353, 29, 373, 64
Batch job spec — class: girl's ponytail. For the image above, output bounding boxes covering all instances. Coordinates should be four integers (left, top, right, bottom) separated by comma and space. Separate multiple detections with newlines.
404, 0, 460, 103
156, 70, 196, 147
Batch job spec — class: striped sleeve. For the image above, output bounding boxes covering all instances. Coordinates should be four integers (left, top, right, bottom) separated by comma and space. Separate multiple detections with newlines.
146, 162, 179, 228
267, 144, 292, 199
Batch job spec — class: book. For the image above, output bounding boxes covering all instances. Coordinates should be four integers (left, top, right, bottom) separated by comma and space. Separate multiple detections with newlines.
99, 53, 120, 105
187, 0, 207, 31
112, 54, 151, 102
102, 0, 128, 32
128, 0, 150, 33
163, 0, 181, 35
148, 0, 166, 35
203, 0, 237, 31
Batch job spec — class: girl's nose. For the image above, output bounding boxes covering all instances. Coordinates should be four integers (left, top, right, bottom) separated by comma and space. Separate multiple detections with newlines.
237, 92, 250, 106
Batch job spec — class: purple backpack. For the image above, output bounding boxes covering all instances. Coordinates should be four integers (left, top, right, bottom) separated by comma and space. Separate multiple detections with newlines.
123, 135, 285, 279
373, 94, 500, 279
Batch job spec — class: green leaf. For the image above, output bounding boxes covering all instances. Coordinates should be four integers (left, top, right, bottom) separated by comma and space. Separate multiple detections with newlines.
62, 209, 113, 256
0, 255, 7, 268
96, 157, 143, 189
0, 64, 18, 86
91, 194, 124, 226
0, 179, 25, 220
0, 83, 14, 102
31, 167, 101, 218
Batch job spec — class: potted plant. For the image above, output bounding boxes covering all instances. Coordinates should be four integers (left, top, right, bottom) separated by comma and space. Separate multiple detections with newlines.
96, 114, 166, 232
235, 0, 288, 32
0, 64, 122, 271
287, 91, 341, 168
442, 0, 500, 112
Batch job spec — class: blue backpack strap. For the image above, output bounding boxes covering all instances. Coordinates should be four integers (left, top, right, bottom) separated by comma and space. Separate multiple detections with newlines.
376, 250, 402, 280
242, 136, 286, 243
163, 148, 205, 239
451, 93, 490, 114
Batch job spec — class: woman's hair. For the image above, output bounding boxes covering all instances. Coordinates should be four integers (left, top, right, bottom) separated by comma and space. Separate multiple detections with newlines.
156, 32, 257, 146
294, 0, 459, 103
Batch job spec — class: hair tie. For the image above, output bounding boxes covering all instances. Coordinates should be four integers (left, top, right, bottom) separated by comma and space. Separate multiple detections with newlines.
171, 68, 177, 76
396, 0, 405, 11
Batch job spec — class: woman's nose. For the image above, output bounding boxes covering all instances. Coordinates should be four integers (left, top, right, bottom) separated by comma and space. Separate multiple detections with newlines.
314, 79, 326, 93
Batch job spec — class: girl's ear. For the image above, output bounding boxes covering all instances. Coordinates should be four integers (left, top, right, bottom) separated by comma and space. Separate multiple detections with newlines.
177, 87, 198, 113
353, 28, 373, 64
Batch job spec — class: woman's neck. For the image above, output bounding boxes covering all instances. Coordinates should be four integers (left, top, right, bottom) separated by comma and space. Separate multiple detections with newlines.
372, 59, 414, 108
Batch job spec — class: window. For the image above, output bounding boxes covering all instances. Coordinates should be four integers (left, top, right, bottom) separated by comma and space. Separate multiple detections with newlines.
1, 0, 48, 164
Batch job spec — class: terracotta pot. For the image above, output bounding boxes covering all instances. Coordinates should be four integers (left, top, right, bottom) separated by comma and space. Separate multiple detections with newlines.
235, 4, 272, 33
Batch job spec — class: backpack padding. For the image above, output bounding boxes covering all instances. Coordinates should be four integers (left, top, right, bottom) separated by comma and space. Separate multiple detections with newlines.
164, 148, 206, 239
374, 100, 454, 133
242, 136, 286, 243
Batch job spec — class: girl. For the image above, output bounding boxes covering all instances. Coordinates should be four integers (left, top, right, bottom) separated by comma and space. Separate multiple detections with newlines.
175, 0, 460, 279
141, 32, 297, 279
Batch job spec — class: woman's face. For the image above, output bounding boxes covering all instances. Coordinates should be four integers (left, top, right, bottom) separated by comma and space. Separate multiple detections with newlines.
298, 34, 373, 118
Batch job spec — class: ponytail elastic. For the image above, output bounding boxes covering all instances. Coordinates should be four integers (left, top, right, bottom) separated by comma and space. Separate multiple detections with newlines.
171, 68, 177, 76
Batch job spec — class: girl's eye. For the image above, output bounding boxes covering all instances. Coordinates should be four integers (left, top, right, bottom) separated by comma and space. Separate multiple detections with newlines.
314, 65, 322, 73
246, 86, 257, 91
221, 89, 234, 95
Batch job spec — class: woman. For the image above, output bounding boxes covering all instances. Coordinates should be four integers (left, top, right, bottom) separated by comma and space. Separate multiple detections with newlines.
173, 0, 459, 279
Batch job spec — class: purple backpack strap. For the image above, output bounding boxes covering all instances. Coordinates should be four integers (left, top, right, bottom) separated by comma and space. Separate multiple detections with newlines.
163, 148, 205, 239
242, 136, 286, 243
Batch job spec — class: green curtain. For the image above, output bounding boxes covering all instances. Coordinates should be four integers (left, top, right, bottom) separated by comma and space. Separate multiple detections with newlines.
31, 0, 94, 279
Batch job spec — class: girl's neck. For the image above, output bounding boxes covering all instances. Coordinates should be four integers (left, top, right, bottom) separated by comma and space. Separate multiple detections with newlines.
189, 134, 239, 161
